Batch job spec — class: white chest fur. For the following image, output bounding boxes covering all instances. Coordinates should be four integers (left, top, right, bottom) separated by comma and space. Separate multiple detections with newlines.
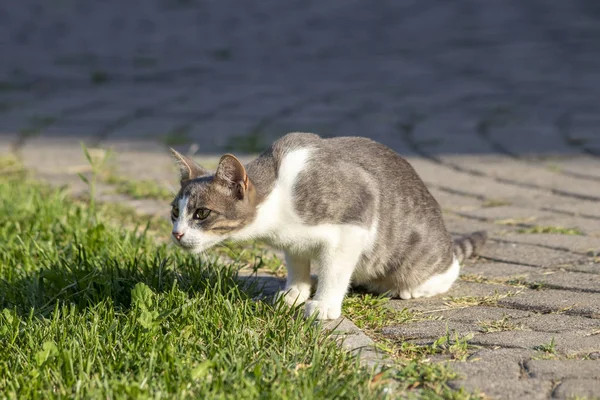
231, 148, 375, 257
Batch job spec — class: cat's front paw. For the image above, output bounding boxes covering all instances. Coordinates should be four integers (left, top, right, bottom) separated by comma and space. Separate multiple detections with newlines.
274, 287, 310, 307
304, 300, 342, 320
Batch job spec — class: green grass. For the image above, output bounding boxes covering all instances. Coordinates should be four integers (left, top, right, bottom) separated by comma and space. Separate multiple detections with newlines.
224, 129, 267, 154
478, 316, 523, 333
516, 225, 583, 235
162, 126, 192, 146
0, 160, 475, 399
342, 294, 420, 332
103, 173, 174, 201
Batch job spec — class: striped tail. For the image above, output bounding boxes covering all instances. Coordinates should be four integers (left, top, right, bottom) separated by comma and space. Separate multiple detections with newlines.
453, 231, 487, 263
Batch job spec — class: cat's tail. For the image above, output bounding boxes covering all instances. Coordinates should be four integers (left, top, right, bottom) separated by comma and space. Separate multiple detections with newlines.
453, 231, 487, 263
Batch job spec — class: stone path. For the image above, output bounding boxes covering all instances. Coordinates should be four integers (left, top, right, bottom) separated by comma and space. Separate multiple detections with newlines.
1, 1, 600, 398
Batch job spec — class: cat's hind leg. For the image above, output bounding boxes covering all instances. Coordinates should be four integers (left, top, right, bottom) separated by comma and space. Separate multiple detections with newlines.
406, 256, 460, 299
275, 252, 311, 306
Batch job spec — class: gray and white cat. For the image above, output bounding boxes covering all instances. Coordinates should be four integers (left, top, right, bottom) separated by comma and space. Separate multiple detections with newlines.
169, 132, 486, 320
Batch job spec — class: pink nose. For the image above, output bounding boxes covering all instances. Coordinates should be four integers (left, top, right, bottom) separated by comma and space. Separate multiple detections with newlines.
173, 231, 184, 241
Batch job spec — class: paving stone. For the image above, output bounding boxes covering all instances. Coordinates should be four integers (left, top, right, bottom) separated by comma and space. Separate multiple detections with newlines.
526, 360, 600, 380
552, 379, 600, 399
462, 261, 540, 279
457, 206, 600, 236
479, 241, 590, 270
388, 281, 519, 314
450, 378, 553, 400
468, 330, 600, 354
531, 271, 600, 293
495, 234, 600, 256
437, 306, 533, 323
497, 288, 600, 317
518, 313, 600, 334
443, 154, 600, 202
381, 320, 478, 340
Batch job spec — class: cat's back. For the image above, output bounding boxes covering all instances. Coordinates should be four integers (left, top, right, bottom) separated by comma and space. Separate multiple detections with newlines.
264, 132, 436, 227
272, 133, 424, 190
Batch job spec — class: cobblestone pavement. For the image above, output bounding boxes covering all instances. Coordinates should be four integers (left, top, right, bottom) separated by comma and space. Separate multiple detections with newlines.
2, 1, 600, 398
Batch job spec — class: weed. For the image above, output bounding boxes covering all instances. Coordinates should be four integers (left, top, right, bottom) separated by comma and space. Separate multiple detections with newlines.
133, 56, 158, 68
18, 115, 57, 137
534, 338, 557, 357
211, 48, 232, 61
482, 199, 511, 208
443, 291, 518, 309
517, 225, 583, 235
225, 129, 267, 154
162, 125, 192, 146
392, 330, 476, 362
342, 294, 420, 332
478, 316, 523, 333
90, 71, 109, 84
77, 143, 112, 218
495, 216, 537, 226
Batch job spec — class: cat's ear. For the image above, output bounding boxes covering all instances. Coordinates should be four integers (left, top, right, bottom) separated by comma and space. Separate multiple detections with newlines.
215, 154, 249, 200
170, 148, 209, 183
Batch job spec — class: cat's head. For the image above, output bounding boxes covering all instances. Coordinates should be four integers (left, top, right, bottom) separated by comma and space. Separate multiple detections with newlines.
169, 149, 258, 253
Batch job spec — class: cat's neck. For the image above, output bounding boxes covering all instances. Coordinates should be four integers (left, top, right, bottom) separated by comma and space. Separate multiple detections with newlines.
244, 152, 278, 204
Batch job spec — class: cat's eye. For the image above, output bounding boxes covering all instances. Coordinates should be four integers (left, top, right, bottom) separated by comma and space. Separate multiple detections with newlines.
171, 206, 179, 220
194, 208, 211, 220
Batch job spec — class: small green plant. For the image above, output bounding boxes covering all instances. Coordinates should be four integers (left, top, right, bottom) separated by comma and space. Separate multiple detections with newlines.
90, 70, 109, 84
517, 225, 583, 235
478, 316, 523, 333
78, 143, 112, 219
534, 337, 557, 354
392, 330, 475, 362
162, 125, 192, 146
133, 56, 158, 68
476, 105, 515, 135
225, 129, 267, 153
211, 48, 232, 61
18, 115, 57, 137
444, 290, 518, 309
482, 199, 511, 208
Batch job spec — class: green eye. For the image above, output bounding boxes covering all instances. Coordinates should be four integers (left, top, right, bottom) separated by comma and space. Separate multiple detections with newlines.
171, 206, 179, 220
194, 208, 211, 220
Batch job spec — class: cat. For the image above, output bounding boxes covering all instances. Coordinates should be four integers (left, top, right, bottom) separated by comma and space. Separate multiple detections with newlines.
169, 132, 487, 320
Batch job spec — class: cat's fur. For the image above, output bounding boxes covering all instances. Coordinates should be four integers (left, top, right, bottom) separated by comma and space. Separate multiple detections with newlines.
170, 132, 487, 319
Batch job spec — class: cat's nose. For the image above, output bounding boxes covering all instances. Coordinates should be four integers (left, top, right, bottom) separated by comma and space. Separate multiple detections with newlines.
172, 231, 184, 241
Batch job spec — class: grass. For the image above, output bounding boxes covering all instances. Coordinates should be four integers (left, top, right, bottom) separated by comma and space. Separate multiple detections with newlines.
481, 199, 511, 208
103, 173, 174, 201
443, 291, 519, 309
90, 71, 109, 85
0, 158, 475, 399
342, 294, 421, 332
477, 316, 523, 333
212, 240, 286, 276
18, 115, 57, 137
516, 225, 583, 235
162, 126, 192, 146
224, 129, 267, 154
460, 274, 544, 290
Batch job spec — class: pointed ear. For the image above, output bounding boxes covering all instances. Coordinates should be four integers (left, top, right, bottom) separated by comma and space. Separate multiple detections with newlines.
170, 148, 209, 183
215, 154, 249, 199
